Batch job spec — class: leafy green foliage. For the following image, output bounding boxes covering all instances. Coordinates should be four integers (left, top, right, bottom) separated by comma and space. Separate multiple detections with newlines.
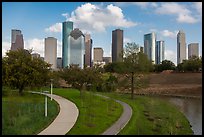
176, 56, 202, 72
154, 60, 176, 72
2, 49, 51, 95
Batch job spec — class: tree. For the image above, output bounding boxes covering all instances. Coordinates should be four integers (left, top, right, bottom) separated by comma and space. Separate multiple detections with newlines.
59, 65, 103, 97
110, 42, 152, 99
2, 49, 51, 95
154, 60, 176, 72
177, 56, 202, 72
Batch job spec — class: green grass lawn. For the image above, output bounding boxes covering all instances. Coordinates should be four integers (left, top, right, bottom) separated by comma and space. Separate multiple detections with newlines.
98, 92, 193, 135
51, 88, 123, 135
2, 90, 59, 135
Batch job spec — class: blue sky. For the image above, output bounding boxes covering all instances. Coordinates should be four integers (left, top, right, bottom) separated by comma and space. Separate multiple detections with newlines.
2, 2, 202, 65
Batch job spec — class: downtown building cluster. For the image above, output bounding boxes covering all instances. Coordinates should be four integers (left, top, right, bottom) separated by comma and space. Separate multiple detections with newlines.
10, 25, 199, 69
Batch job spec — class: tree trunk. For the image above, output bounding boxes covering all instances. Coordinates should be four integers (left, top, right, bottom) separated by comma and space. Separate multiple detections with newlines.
131, 72, 134, 99
19, 84, 24, 96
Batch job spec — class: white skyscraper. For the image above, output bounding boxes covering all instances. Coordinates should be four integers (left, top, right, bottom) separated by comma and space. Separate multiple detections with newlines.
177, 30, 186, 64
44, 37, 57, 70
144, 32, 156, 64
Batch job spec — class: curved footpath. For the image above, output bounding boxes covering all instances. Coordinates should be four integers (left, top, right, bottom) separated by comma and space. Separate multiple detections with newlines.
95, 94, 132, 135
31, 91, 79, 135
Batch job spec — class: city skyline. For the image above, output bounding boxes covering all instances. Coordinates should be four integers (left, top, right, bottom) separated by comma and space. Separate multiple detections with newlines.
2, 2, 202, 65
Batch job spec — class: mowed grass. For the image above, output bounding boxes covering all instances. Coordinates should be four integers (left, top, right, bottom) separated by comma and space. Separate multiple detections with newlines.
2, 91, 59, 135
98, 92, 193, 135
51, 88, 123, 135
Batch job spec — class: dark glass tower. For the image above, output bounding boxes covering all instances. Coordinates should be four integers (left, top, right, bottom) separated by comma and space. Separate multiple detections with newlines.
112, 29, 123, 62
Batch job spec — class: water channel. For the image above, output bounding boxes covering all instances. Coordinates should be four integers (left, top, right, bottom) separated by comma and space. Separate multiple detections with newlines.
154, 96, 202, 135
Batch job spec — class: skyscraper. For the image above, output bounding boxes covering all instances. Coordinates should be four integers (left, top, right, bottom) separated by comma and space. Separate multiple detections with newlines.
177, 30, 186, 65
156, 41, 165, 64
44, 37, 57, 70
62, 21, 73, 68
112, 29, 123, 62
144, 32, 156, 64
94, 48, 103, 62
11, 29, 24, 51
68, 28, 85, 69
85, 34, 92, 67
188, 43, 199, 59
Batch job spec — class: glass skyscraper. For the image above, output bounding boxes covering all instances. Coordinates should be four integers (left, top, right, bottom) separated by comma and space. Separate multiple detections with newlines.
144, 32, 156, 64
62, 21, 73, 68
68, 28, 85, 69
156, 41, 165, 64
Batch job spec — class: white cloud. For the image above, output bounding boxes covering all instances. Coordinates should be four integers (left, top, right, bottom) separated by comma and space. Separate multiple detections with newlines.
132, 2, 149, 8
160, 30, 178, 39
25, 38, 45, 56
2, 41, 11, 57
66, 3, 137, 33
114, 2, 158, 8
45, 23, 62, 33
149, 28, 158, 32
193, 2, 202, 15
165, 49, 177, 65
155, 3, 198, 24
62, 13, 69, 19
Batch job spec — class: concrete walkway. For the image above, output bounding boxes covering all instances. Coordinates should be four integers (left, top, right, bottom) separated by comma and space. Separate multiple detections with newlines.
31, 91, 79, 135
96, 94, 132, 135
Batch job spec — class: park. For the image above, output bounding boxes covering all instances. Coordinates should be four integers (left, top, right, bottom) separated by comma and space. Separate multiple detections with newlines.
2, 45, 202, 135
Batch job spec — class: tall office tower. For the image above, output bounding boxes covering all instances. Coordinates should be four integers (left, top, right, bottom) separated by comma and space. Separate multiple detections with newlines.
68, 28, 85, 69
85, 34, 92, 67
57, 57, 62, 69
144, 32, 156, 64
103, 57, 112, 65
177, 30, 186, 64
62, 21, 73, 68
94, 48, 103, 62
156, 41, 165, 64
188, 43, 199, 59
140, 47, 144, 53
44, 37, 57, 70
112, 29, 123, 62
11, 29, 24, 51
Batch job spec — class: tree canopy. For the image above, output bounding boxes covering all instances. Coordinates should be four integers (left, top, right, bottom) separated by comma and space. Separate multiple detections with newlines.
2, 49, 51, 95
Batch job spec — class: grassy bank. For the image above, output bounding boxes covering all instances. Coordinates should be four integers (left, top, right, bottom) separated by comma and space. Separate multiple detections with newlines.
2, 89, 59, 135
51, 88, 123, 135
99, 92, 193, 135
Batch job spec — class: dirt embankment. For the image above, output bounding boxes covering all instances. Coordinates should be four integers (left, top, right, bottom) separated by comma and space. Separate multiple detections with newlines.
137, 73, 202, 97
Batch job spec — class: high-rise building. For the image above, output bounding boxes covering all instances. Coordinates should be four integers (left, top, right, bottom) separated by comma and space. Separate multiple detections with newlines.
156, 41, 165, 64
11, 29, 24, 51
44, 37, 57, 70
84, 34, 92, 67
57, 57, 62, 69
177, 30, 186, 64
94, 48, 103, 62
103, 57, 112, 65
140, 47, 144, 53
144, 32, 156, 64
188, 43, 199, 59
112, 29, 123, 62
62, 21, 73, 68
68, 28, 85, 69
